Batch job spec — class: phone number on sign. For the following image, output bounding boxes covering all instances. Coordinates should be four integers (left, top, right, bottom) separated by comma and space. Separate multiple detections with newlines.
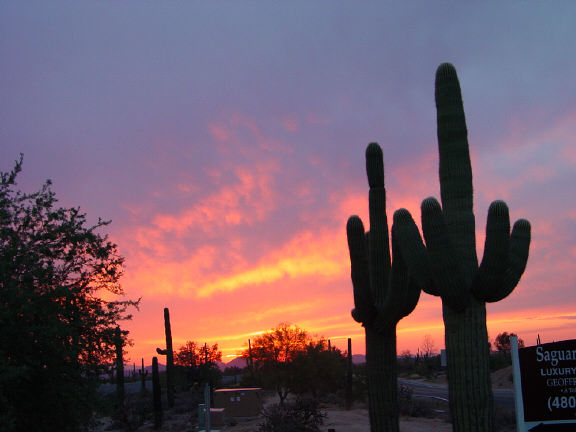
548, 396, 576, 411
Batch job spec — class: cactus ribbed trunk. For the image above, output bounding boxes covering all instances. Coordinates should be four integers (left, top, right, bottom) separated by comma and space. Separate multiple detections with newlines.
444, 300, 492, 432
366, 327, 398, 432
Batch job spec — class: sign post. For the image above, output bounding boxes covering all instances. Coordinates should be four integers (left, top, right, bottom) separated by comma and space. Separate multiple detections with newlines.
511, 336, 576, 431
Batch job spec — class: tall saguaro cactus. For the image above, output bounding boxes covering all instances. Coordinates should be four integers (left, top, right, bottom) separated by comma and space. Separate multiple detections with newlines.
346, 143, 421, 432
397, 63, 531, 432
156, 307, 175, 408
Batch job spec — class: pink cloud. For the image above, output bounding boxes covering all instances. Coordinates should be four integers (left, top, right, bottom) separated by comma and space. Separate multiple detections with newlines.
208, 112, 292, 154
150, 161, 279, 235
207, 122, 232, 143
281, 116, 300, 133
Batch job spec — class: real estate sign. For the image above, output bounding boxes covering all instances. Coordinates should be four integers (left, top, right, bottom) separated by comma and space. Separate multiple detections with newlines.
512, 337, 576, 431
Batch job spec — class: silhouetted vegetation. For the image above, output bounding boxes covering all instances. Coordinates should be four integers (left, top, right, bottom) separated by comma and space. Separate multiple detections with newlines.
0, 156, 139, 431
174, 340, 222, 390
490, 332, 525, 371
258, 397, 326, 432
241, 323, 347, 404
155, 308, 175, 408
391, 63, 531, 432
346, 142, 422, 432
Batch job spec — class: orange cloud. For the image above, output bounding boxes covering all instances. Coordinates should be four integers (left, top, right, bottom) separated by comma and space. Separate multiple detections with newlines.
197, 228, 348, 298
150, 162, 279, 235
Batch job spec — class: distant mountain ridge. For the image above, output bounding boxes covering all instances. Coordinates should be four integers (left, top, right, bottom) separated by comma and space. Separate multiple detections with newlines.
129, 353, 366, 374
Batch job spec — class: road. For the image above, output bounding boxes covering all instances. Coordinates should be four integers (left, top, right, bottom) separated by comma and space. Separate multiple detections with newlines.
399, 379, 515, 411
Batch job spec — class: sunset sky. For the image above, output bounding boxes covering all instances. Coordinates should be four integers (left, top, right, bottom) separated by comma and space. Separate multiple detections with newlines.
2, 2, 575, 364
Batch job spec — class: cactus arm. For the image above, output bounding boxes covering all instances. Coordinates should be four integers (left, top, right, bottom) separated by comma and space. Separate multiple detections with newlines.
421, 197, 470, 311
392, 208, 438, 296
346, 216, 377, 325
389, 221, 420, 321
481, 219, 531, 302
472, 200, 510, 301
435, 63, 478, 278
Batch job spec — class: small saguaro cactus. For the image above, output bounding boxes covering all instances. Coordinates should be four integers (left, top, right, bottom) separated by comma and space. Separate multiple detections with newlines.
345, 338, 353, 411
346, 143, 421, 432
139, 357, 148, 391
156, 307, 175, 408
396, 63, 531, 432
114, 326, 125, 409
152, 356, 162, 430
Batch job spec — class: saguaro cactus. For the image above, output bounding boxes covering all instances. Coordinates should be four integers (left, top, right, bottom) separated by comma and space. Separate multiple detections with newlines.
152, 356, 162, 429
156, 307, 175, 408
346, 143, 421, 432
114, 326, 125, 409
345, 337, 353, 410
397, 63, 531, 432
139, 357, 148, 391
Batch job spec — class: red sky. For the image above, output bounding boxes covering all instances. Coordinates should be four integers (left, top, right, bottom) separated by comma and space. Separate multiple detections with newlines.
1, 3, 575, 364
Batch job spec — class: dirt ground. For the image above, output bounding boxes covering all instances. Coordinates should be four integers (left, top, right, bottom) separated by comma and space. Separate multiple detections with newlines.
221, 407, 452, 432
96, 405, 451, 432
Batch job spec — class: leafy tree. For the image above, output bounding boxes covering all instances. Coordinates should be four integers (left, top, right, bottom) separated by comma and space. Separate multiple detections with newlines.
174, 340, 222, 388
242, 323, 346, 403
250, 322, 310, 364
0, 157, 139, 432
243, 323, 311, 403
174, 341, 221, 368
175, 341, 201, 367
494, 332, 524, 353
290, 340, 346, 399
489, 332, 525, 371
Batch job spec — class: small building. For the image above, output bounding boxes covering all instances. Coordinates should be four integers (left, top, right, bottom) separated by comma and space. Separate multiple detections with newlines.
213, 388, 262, 418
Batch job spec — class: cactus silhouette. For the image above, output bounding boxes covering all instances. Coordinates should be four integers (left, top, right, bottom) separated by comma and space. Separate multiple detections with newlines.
156, 307, 175, 408
152, 356, 162, 429
396, 63, 531, 432
114, 326, 125, 409
346, 143, 421, 432
138, 357, 148, 391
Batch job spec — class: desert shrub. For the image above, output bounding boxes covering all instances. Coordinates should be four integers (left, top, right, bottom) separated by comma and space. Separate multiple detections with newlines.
105, 390, 154, 432
351, 363, 367, 403
398, 385, 414, 415
398, 385, 439, 418
258, 397, 326, 432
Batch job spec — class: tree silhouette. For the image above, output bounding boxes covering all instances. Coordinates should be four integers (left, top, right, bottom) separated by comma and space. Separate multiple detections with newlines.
494, 332, 524, 353
0, 156, 139, 431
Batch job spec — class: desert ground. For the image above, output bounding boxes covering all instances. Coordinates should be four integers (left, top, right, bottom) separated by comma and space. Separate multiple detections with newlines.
97, 403, 452, 432
96, 367, 514, 432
